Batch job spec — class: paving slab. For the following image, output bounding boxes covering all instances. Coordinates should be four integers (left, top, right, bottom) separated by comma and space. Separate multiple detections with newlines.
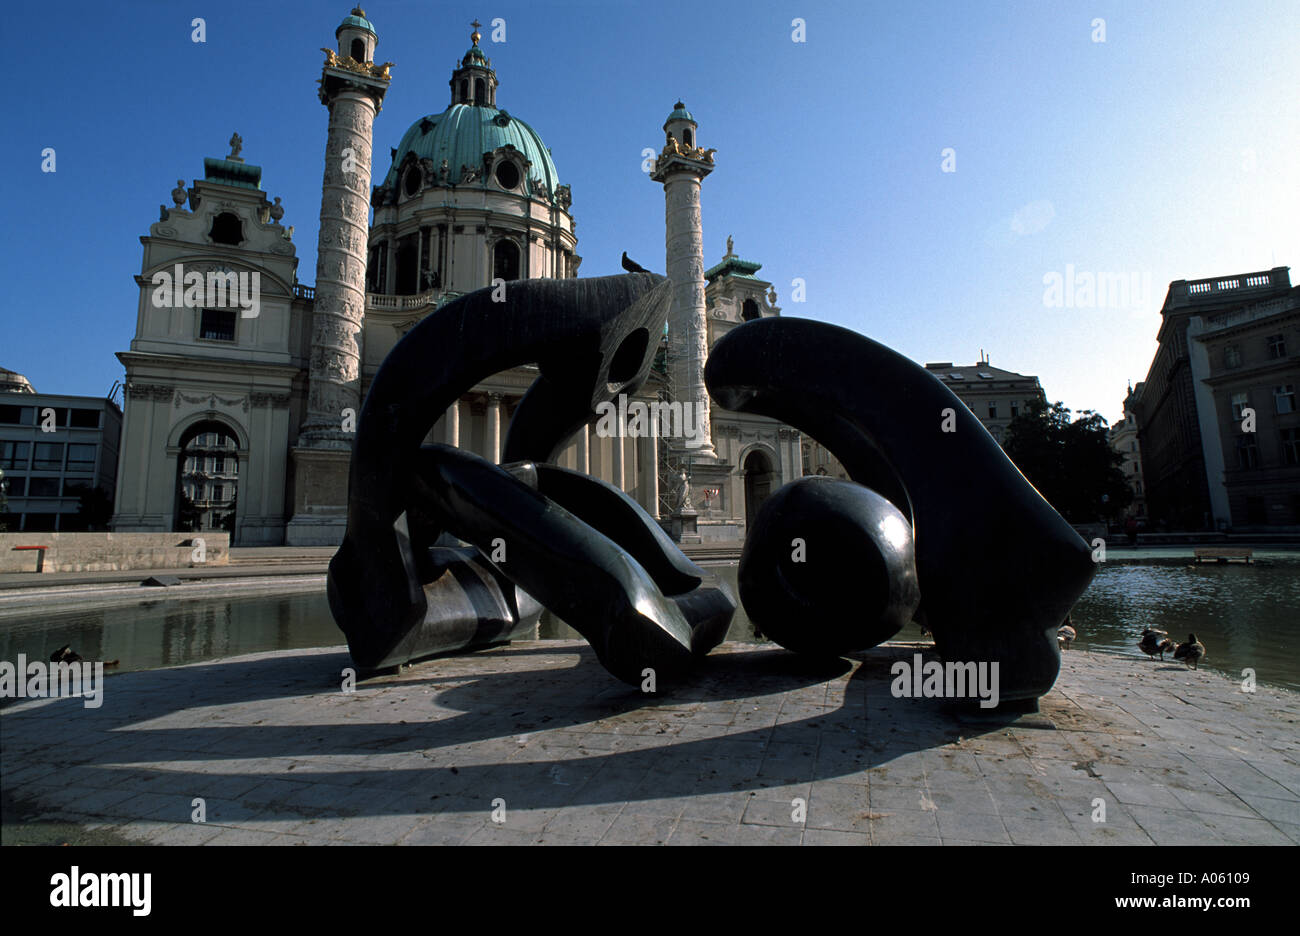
3, 640, 1297, 845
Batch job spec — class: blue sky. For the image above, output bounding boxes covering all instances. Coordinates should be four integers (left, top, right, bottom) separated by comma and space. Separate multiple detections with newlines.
6, 0, 1298, 423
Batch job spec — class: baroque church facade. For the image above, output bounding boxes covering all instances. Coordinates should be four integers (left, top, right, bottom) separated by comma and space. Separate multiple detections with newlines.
111, 9, 798, 546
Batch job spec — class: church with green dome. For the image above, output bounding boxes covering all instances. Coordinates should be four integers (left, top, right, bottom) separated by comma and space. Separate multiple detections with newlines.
110, 9, 798, 547
366, 20, 578, 298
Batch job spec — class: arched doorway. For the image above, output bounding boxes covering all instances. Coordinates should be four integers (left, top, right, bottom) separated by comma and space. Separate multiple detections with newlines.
743, 449, 776, 527
175, 421, 239, 536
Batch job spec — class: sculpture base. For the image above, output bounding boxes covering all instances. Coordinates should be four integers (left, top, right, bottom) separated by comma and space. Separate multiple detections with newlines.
670, 510, 701, 544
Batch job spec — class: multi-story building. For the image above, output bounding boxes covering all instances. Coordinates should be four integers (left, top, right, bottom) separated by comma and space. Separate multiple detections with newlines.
1109, 391, 1146, 521
1187, 276, 1300, 529
0, 370, 123, 532
923, 356, 1046, 445
801, 355, 1046, 479
1128, 266, 1293, 530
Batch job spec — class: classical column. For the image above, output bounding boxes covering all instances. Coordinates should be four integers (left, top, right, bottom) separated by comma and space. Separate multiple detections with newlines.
286, 16, 391, 546
486, 393, 502, 464
610, 430, 624, 490
576, 423, 590, 474
651, 102, 716, 461
445, 399, 460, 447
643, 434, 659, 518
299, 84, 389, 444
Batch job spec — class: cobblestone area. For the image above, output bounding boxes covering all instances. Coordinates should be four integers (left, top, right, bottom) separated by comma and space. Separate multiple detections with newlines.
3, 641, 1297, 845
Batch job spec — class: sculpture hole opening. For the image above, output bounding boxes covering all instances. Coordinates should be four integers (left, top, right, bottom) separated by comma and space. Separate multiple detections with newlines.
607, 328, 649, 390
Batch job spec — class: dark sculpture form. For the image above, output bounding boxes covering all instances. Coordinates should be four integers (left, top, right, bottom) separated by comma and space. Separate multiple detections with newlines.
705, 317, 1096, 702
331, 272, 1091, 704
327, 274, 735, 685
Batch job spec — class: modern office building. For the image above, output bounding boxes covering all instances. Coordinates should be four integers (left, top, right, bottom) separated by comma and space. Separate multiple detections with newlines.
0, 371, 123, 532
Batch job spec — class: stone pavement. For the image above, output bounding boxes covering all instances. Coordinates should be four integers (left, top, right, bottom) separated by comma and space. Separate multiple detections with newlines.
2, 640, 1297, 845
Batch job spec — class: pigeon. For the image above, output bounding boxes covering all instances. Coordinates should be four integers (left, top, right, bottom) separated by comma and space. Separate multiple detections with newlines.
621, 252, 650, 274
1057, 624, 1076, 650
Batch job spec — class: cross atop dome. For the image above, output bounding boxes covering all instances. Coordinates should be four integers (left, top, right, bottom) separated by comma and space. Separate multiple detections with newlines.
451, 16, 497, 105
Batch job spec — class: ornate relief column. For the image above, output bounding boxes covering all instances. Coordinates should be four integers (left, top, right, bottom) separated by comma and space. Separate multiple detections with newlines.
651, 102, 716, 462
287, 16, 392, 545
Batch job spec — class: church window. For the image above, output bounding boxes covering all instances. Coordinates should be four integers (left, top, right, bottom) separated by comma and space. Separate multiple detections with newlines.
493, 240, 520, 282
474, 78, 485, 103
683, 128, 693, 147
395, 234, 419, 295
741, 298, 759, 321
350, 38, 366, 62
200, 308, 237, 341
459, 79, 468, 102
209, 212, 243, 246
495, 161, 520, 190
403, 167, 421, 197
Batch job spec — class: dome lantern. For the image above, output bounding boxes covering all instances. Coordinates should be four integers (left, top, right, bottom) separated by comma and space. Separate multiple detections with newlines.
449, 19, 498, 107
664, 100, 697, 150
336, 6, 377, 64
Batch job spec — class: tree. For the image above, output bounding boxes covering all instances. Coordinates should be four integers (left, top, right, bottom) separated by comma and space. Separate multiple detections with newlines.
176, 490, 199, 531
1002, 398, 1132, 524
77, 486, 115, 531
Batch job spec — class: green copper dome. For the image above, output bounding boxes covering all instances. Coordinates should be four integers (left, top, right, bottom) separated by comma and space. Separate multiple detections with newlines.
664, 101, 694, 127
382, 104, 561, 198
337, 8, 375, 37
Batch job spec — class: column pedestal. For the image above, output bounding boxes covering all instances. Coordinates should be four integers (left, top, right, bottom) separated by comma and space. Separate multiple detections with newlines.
285, 447, 352, 545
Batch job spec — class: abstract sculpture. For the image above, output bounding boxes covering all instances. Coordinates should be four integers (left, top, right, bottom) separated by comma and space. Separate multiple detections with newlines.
704, 317, 1097, 702
331, 274, 1093, 705
327, 273, 735, 685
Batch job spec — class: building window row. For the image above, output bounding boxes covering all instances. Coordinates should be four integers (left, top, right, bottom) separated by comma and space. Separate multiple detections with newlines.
0, 441, 96, 471
1234, 429, 1300, 468
1227, 386, 1297, 417
1224, 333, 1289, 368
0, 405, 102, 428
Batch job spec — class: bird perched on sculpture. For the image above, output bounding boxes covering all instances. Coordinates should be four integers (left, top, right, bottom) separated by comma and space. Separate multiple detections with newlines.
621, 252, 650, 274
